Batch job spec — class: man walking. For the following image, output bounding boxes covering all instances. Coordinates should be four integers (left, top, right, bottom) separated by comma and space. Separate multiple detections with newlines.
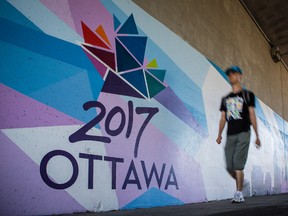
216, 66, 261, 203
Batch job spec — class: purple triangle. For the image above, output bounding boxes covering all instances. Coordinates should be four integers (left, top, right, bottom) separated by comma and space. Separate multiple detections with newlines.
0, 131, 86, 215
0, 84, 82, 129
101, 70, 144, 98
154, 87, 206, 137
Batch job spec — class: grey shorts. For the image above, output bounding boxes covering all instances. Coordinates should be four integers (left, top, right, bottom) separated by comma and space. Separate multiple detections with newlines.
225, 131, 251, 171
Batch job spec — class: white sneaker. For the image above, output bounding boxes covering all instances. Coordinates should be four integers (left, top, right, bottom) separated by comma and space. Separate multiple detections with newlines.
231, 192, 245, 203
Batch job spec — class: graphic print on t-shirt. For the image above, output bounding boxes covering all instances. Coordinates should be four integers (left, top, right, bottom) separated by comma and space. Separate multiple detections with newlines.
226, 96, 244, 120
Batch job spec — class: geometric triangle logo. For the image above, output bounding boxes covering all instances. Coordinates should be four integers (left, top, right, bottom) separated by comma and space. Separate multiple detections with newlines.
80, 14, 168, 99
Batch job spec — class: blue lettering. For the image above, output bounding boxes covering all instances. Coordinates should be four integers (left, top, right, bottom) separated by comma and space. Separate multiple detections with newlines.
40, 151, 179, 190
165, 165, 179, 190
40, 150, 78, 190
122, 160, 142, 189
79, 153, 102, 189
141, 161, 166, 188
104, 156, 124, 189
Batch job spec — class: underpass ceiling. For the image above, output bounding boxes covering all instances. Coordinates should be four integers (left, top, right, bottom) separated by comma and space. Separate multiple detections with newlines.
241, 0, 288, 70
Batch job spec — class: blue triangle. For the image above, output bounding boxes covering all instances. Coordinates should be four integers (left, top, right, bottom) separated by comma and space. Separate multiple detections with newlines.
116, 39, 141, 72
254, 98, 268, 128
121, 187, 184, 209
121, 69, 148, 97
29, 71, 98, 124
118, 36, 147, 64
117, 14, 138, 35
147, 69, 166, 82
0, 0, 41, 31
113, 14, 121, 31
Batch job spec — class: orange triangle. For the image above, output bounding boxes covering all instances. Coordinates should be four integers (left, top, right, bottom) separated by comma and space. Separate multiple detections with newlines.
96, 25, 111, 47
81, 21, 110, 49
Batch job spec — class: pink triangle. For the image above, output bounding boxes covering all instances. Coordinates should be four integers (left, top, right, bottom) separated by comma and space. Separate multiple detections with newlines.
83, 50, 107, 78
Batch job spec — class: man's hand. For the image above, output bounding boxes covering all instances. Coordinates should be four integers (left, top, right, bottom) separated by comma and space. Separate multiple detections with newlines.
217, 111, 226, 145
255, 137, 261, 149
249, 107, 261, 149
216, 136, 222, 144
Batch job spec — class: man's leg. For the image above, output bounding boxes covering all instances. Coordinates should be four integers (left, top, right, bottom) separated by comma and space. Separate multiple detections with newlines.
228, 170, 236, 179
234, 132, 250, 192
235, 170, 244, 191
231, 132, 250, 203
232, 170, 245, 203
225, 135, 236, 179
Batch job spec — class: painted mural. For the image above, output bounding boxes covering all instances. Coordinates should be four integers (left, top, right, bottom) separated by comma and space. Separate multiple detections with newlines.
0, 0, 287, 215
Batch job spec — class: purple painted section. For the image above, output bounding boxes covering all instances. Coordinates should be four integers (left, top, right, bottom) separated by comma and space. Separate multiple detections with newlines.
70, 0, 115, 52
0, 131, 86, 215
41, 0, 76, 31
0, 84, 82, 129
43, 0, 115, 51
155, 87, 205, 136
98, 93, 206, 207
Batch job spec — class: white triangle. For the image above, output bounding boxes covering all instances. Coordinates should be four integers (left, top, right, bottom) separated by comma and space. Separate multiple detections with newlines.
2, 125, 119, 212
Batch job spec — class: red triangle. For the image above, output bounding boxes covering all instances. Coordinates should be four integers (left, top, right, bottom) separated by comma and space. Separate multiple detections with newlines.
82, 44, 115, 71
81, 21, 110, 49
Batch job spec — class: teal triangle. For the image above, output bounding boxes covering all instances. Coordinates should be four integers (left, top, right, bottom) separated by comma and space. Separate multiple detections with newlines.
117, 14, 138, 35
116, 39, 141, 72
121, 70, 148, 97
147, 69, 166, 82
118, 36, 147, 64
113, 14, 121, 31
121, 187, 184, 209
145, 71, 166, 98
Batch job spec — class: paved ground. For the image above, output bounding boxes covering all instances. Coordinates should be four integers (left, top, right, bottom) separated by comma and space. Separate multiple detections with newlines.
58, 193, 288, 216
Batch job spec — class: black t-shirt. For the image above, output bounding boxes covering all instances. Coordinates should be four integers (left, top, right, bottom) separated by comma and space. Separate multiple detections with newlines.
220, 90, 255, 135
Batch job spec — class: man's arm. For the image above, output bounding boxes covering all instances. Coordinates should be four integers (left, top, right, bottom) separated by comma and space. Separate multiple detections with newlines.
216, 111, 226, 144
249, 106, 261, 148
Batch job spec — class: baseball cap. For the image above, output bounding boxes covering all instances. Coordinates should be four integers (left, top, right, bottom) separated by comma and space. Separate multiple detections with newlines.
225, 66, 243, 75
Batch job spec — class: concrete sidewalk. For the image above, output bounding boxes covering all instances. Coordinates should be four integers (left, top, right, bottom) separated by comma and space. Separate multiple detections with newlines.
59, 193, 288, 216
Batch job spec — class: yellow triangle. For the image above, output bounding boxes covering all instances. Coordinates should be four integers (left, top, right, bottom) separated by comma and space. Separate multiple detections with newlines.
146, 58, 158, 68
96, 25, 111, 46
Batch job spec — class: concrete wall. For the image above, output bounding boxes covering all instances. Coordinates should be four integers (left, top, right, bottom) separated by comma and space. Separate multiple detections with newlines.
0, 0, 287, 215
133, 0, 288, 122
